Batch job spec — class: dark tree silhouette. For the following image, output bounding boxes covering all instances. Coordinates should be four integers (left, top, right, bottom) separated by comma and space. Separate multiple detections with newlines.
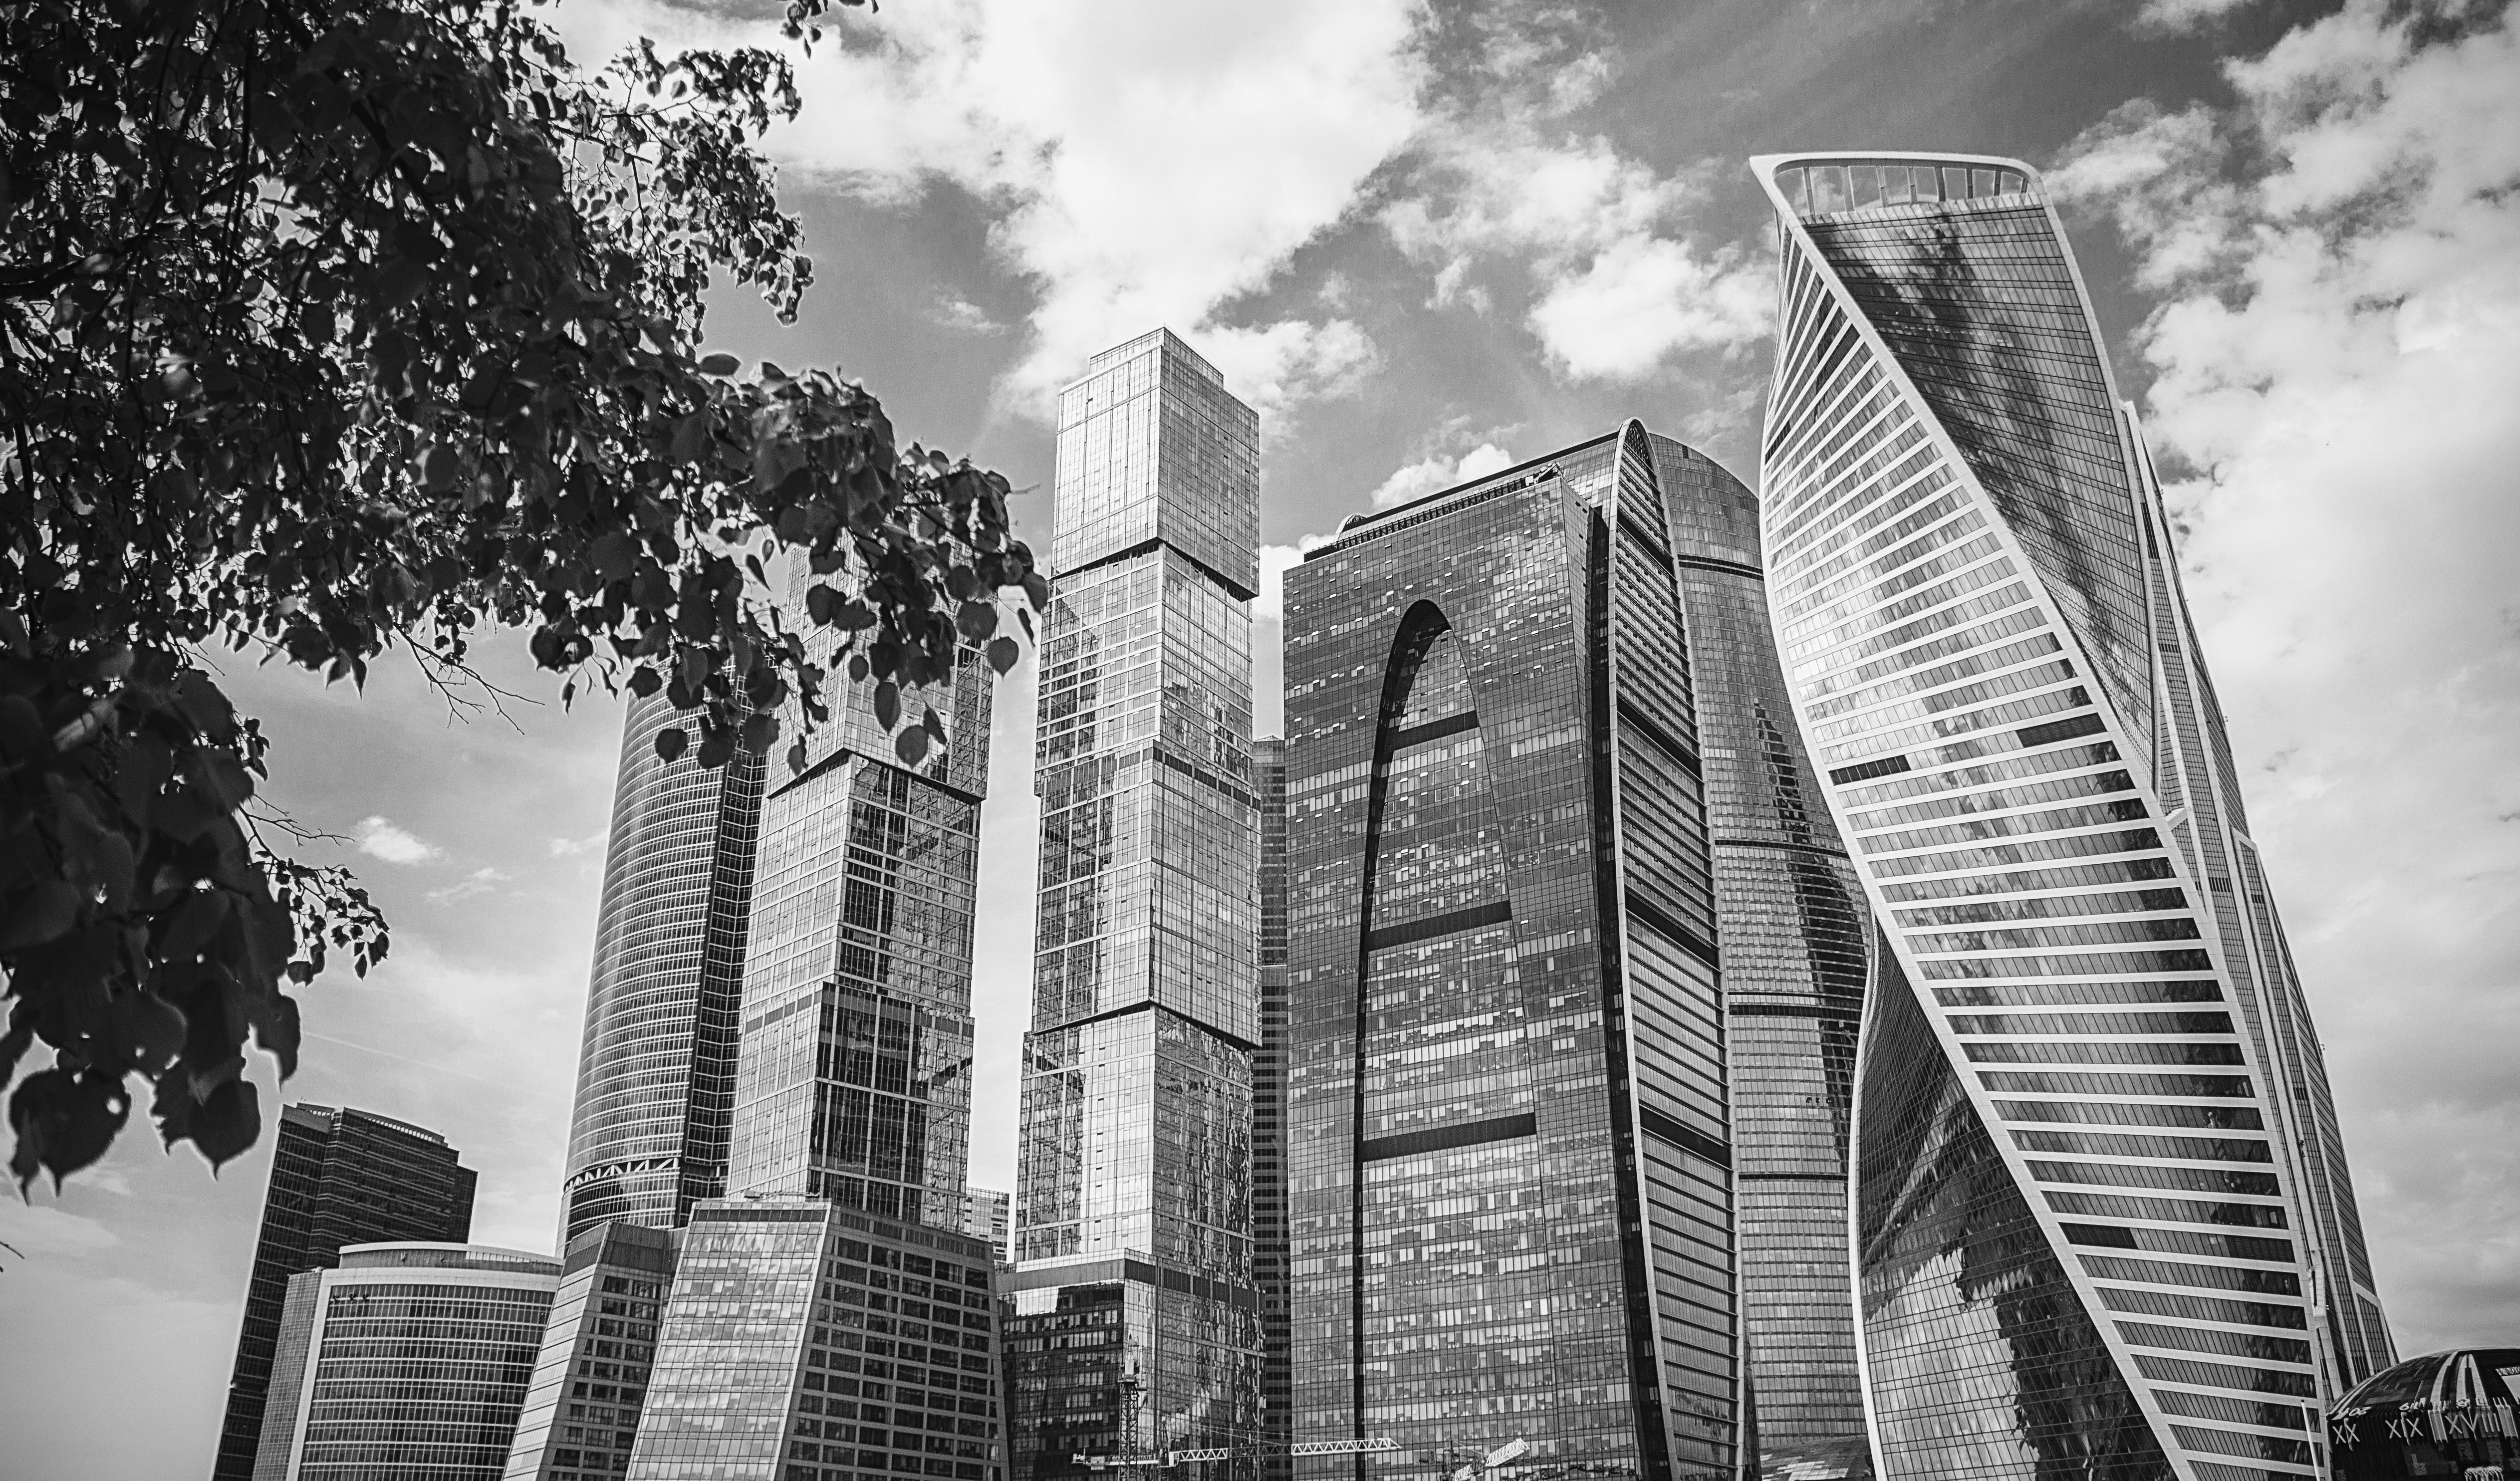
0, 0, 1042, 1187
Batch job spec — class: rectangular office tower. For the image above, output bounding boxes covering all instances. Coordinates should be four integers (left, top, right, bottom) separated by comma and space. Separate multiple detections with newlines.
1007, 330, 1265, 1476
626, 1198, 1008, 1481
504, 1221, 680, 1481
213, 1104, 478, 1481
1752, 152, 2394, 1481
1281, 424, 1745, 1481
725, 560, 996, 1226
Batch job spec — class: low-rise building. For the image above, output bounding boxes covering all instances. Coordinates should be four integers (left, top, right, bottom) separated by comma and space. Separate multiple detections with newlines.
251, 1242, 560, 1481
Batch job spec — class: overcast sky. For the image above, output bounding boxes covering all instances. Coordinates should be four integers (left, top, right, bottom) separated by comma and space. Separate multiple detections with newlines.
7, 1, 2517, 1477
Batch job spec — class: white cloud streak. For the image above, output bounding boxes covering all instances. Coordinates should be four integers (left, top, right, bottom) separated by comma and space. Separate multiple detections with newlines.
2055, 0, 2520, 1349
355, 815, 441, 865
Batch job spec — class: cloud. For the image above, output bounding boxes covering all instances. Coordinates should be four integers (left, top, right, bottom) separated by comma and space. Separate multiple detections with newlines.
1377, 21, 1769, 381
2055, 0, 2520, 1352
1195, 320, 1381, 423
2133, 0, 2267, 32
428, 867, 511, 905
547, 831, 606, 858
1367, 441, 1516, 510
931, 296, 1003, 334
722, 0, 1429, 415
1526, 235, 1771, 381
355, 815, 441, 865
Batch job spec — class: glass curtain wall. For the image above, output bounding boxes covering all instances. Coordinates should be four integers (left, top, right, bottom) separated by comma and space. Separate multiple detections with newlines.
1751, 151, 2390, 1481
1648, 435, 1875, 1479
1281, 425, 1741, 1481
1008, 330, 1265, 1478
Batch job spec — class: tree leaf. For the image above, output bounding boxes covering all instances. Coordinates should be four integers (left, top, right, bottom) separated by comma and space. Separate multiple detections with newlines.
0, 881, 81, 951
986, 636, 1021, 674
654, 726, 689, 763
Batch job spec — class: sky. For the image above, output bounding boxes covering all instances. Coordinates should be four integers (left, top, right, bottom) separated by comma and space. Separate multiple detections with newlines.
6, 1, 2519, 1477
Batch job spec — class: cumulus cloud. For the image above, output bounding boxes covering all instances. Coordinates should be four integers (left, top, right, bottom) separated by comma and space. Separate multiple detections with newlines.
356, 815, 441, 865
618, 0, 1430, 416
1368, 441, 1516, 510
2055, 0, 2520, 1349
1377, 21, 1769, 382
931, 296, 1003, 335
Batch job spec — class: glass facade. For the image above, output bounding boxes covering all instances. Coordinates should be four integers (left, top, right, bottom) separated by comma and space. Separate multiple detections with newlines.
215, 1103, 478, 1481
504, 1221, 680, 1481
1753, 150, 2393, 1481
1254, 738, 1292, 1481
1281, 426, 1741, 1481
562, 690, 765, 1244
251, 1243, 562, 1481
625, 1200, 1007, 1481
1009, 330, 1264, 1478
1647, 436, 1875, 1480
964, 1189, 1013, 1265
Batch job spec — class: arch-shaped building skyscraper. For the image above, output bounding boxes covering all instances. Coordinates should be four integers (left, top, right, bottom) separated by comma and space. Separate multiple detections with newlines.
1751, 151, 2392, 1481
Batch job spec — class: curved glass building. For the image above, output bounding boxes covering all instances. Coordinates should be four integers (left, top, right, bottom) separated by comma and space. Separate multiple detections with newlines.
1751, 151, 2392, 1480
558, 691, 765, 1244
1283, 425, 1742, 1481
250, 1242, 561, 1481
1655, 438, 1874, 1479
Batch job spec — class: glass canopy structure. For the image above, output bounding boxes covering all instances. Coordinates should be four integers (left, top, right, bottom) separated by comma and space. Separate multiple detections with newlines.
1751, 151, 2392, 1481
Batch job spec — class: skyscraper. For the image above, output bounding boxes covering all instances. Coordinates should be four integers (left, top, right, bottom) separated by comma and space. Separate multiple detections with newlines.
250, 1242, 560, 1481
503, 1220, 680, 1481
1253, 736, 1293, 1481
1281, 425, 1743, 1481
625, 1198, 1008, 1481
1650, 437, 1873, 1480
965, 1187, 1014, 1263
558, 691, 765, 1244
1752, 150, 2392, 1480
1006, 329, 1265, 1476
722, 564, 995, 1226
212, 1103, 478, 1481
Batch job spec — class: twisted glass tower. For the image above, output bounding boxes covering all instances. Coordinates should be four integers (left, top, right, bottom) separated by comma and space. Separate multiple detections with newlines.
1752, 151, 2392, 1481
1006, 330, 1265, 1476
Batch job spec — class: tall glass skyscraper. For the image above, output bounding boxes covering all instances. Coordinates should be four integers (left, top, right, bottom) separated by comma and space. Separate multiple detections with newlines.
559, 692, 764, 1243
725, 560, 995, 1228
1751, 151, 2392, 1481
1254, 736, 1293, 1481
1006, 329, 1265, 1476
1651, 437, 1873, 1480
1281, 425, 1743, 1481
213, 1103, 478, 1481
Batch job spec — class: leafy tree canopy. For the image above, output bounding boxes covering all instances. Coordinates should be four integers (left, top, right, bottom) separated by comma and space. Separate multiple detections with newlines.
0, 0, 1043, 1188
